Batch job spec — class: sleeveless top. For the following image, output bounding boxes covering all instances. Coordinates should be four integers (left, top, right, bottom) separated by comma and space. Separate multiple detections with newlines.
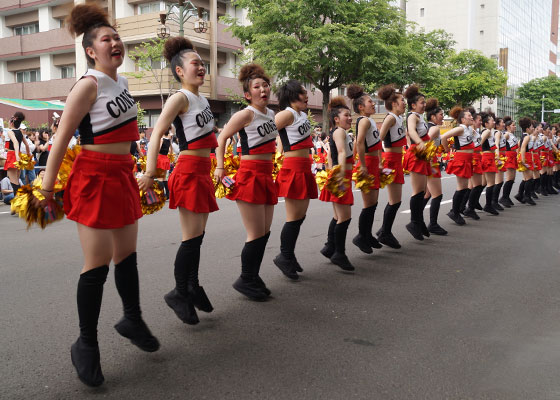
527, 134, 536, 152
159, 138, 171, 155
172, 89, 217, 151
535, 133, 546, 150
238, 106, 278, 155
472, 128, 482, 152
507, 133, 519, 150
453, 124, 474, 150
498, 131, 508, 150
77, 69, 139, 145
428, 122, 441, 146
410, 112, 429, 142
356, 116, 381, 152
481, 129, 497, 151
329, 128, 353, 166
383, 112, 406, 148
278, 107, 313, 151
4, 128, 23, 151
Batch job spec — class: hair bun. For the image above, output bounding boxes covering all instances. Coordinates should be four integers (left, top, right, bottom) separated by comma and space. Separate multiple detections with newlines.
378, 84, 396, 101
403, 85, 419, 100
346, 84, 365, 100
67, 4, 110, 38
425, 98, 439, 111
449, 106, 463, 120
163, 37, 195, 63
328, 96, 348, 110
239, 63, 267, 84
503, 116, 512, 123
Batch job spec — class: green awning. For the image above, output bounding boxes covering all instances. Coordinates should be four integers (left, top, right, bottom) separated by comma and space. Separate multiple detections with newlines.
0, 98, 64, 111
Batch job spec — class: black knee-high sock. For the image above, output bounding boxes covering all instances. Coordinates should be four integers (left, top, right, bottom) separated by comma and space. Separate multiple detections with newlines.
494, 182, 504, 202
410, 192, 425, 223
485, 185, 494, 206
359, 203, 378, 238
460, 188, 470, 212
174, 234, 204, 295
517, 180, 526, 196
467, 185, 482, 209
241, 238, 260, 280
503, 180, 514, 199
280, 217, 305, 259
77, 266, 109, 346
422, 195, 431, 210
115, 252, 142, 321
535, 177, 541, 192
452, 190, 463, 214
325, 218, 337, 248
334, 219, 351, 255
381, 202, 401, 234
429, 194, 443, 226
11, 183, 20, 194
254, 231, 270, 276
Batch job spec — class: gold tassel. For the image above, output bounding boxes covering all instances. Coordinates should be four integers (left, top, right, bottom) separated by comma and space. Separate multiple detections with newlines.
139, 181, 166, 215
15, 153, 36, 171
352, 165, 375, 194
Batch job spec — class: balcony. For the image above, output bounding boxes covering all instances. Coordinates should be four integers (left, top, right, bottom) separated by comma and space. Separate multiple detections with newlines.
117, 12, 210, 44
126, 69, 211, 98
0, 78, 75, 101
217, 22, 242, 51
0, 28, 74, 60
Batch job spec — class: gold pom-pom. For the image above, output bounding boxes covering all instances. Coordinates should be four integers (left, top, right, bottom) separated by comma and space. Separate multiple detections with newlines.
429, 161, 440, 178
272, 152, 284, 181
312, 154, 321, 163
168, 152, 176, 164
15, 153, 36, 171
138, 155, 147, 172
11, 185, 65, 229
412, 141, 437, 162
516, 153, 528, 172
139, 180, 166, 215
402, 153, 410, 175
315, 169, 328, 191
322, 165, 350, 198
352, 164, 375, 194
379, 167, 396, 188
495, 154, 507, 169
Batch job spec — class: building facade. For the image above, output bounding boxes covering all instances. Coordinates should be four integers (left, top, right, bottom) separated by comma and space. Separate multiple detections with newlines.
0, 0, 324, 129
404, 0, 559, 116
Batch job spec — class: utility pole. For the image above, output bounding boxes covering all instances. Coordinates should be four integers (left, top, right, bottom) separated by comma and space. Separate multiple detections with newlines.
542, 95, 545, 123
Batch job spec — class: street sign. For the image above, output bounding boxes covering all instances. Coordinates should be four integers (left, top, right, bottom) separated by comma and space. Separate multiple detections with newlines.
554, 109, 560, 113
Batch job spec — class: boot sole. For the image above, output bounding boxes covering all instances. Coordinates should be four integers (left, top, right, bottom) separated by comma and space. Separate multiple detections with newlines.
114, 319, 160, 352
273, 256, 299, 280
71, 343, 104, 387
352, 236, 373, 253
164, 293, 199, 325
232, 283, 268, 301
405, 223, 424, 241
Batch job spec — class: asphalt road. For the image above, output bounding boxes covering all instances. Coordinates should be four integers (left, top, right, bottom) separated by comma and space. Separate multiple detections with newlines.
1, 175, 559, 399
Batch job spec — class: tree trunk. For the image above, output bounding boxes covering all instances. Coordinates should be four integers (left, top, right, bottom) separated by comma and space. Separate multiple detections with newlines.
321, 87, 330, 133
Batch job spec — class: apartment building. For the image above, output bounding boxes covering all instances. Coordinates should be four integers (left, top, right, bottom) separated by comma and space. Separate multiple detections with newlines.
0, 0, 324, 128
404, 0, 560, 116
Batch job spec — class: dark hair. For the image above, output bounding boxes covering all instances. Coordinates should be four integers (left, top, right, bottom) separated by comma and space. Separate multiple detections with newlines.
519, 117, 532, 132
503, 116, 514, 128
403, 85, 425, 108
378, 85, 401, 111
449, 106, 468, 123
480, 112, 494, 128
328, 96, 350, 127
540, 122, 549, 130
66, 4, 113, 68
346, 84, 367, 114
163, 36, 197, 82
425, 98, 442, 122
495, 116, 504, 127
465, 106, 477, 120
238, 63, 270, 94
276, 79, 305, 110
11, 111, 25, 128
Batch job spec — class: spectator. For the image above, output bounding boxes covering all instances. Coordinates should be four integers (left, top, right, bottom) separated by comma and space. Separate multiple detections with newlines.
35, 129, 50, 172
19, 124, 36, 184
1, 175, 23, 205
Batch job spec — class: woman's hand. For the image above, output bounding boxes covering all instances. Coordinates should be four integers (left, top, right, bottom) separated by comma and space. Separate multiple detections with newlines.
31, 188, 53, 208
360, 164, 369, 175
415, 141, 426, 152
138, 174, 154, 192
214, 167, 225, 183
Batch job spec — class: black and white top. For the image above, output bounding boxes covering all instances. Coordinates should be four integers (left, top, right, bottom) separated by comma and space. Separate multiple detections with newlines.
329, 128, 353, 166
453, 124, 474, 150
410, 112, 429, 141
356, 116, 381, 151
428, 122, 441, 146
278, 107, 313, 151
172, 88, 217, 150
383, 112, 406, 148
238, 106, 278, 155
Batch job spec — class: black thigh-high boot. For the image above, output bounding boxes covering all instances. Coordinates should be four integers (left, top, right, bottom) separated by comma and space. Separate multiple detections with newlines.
406, 192, 425, 241
514, 180, 526, 204
523, 180, 536, 205
428, 194, 447, 235
233, 236, 268, 301
275, 217, 305, 279
447, 189, 467, 225
537, 177, 546, 196
71, 266, 109, 387
321, 218, 337, 259
483, 185, 499, 214
331, 219, 355, 271
499, 180, 514, 207
365, 203, 382, 248
353, 207, 375, 253
114, 253, 160, 352
377, 202, 402, 249
530, 178, 539, 199
459, 188, 470, 214
184, 233, 214, 312
11, 182, 20, 194
253, 231, 271, 296
475, 185, 485, 210
548, 174, 558, 194
492, 182, 505, 209
464, 185, 481, 220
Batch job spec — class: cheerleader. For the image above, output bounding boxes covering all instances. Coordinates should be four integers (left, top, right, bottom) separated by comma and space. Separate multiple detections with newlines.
514, 117, 537, 205
157, 127, 173, 199
37, 4, 159, 387
376, 85, 407, 248
479, 112, 500, 215
498, 117, 519, 206
402, 85, 431, 240
273, 80, 318, 280
552, 125, 560, 189
528, 121, 542, 200
3, 112, 30, 194
423, 98, 447, 235
215, 64, 278, 301
139, 37, 217, 325
492, 117, 506, 210
346, 84, 383, 253
543, 126, 558, 195
462, 108, 484, 220
318, 97, 355, 271
441, 107, 475, 225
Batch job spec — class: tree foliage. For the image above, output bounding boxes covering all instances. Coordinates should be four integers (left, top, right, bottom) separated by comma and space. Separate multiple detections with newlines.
516, 76, 560, 124
423, 50, 507, 110
222, 0, 405, 130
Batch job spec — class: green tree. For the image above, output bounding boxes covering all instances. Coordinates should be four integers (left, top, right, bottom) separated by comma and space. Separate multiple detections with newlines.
222, 0, 404, 130
136, 102, 146, 128
125, 37, 171, 109
423, 49, 507, 110
516, 76, 560, 124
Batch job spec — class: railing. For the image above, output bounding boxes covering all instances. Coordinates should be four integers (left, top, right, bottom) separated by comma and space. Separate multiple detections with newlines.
0, 28, 73, 59
0, 78, 75, 100
126, 69, 211, 97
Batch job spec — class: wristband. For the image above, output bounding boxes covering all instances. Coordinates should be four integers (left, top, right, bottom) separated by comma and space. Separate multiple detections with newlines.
215, 167, 224, 169
41, 188, 53, 192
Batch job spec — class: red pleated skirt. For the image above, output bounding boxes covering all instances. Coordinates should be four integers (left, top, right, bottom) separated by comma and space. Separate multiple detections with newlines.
532, 152, 542, 170
168, 155, 218, 213
446, 152, 473, 179
472, 152, 483, 175
157, 153, 171, 171
402, 145, 432, 176
481, 152, 498, 173
3, 150, 17, 170
430, 156, 441, 178
365, 154, 381, 190
64, 149, 143, 229
523, 153, 534, 171
505, 151, 518, 170
276, 156, 318, 200
382, 151, 405, 184
319, 167, 353, 205
227, 159, 278, 205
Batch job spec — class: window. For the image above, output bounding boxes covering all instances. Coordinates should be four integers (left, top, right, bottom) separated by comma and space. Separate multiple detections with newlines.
139, 2, 161, 14
14, 23, 39, 36
16, 69, 41, 83
204, 62, 210, 75
146, 110, 161, 128
338, 87, 346, 96
420, 8, 424, 17
61, 65, 75, 79
480, 4, 485, 9
480, 30, 484, 35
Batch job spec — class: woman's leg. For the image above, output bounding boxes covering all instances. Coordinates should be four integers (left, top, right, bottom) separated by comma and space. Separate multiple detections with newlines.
426, 178, 447, 235
354, 190, 380, 253
407, 172, 428, 240
274, 198, 309, 278
330, 203, 354, 271
378, 183, 403, 249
